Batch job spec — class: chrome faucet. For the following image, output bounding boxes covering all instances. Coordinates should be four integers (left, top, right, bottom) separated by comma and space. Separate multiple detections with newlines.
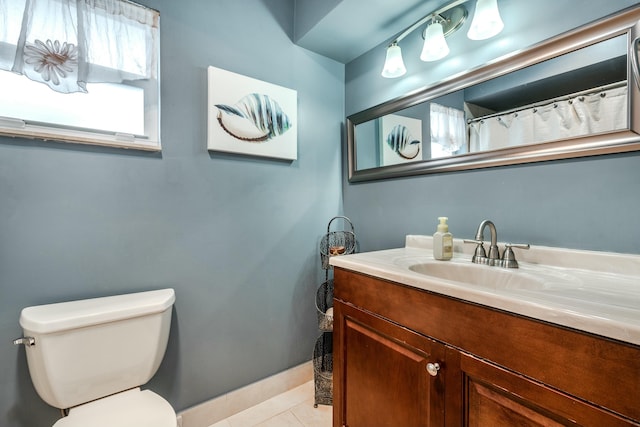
464, 220, 530, 268
465, 220, 500, 266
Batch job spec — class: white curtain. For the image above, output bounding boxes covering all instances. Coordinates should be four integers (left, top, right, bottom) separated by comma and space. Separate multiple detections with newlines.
430, 102, 466, 154
469, 85, 628, 152
0, 0, 158, 93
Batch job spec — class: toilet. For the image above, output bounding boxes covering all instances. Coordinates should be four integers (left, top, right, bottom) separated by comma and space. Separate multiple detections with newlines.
14, 288, 177, 427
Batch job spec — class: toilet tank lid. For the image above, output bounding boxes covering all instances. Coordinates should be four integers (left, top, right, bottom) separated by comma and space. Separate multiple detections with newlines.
20, 289, 175, 334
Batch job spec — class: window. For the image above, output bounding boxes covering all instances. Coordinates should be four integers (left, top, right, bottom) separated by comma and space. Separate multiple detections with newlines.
0, 0, 160, 150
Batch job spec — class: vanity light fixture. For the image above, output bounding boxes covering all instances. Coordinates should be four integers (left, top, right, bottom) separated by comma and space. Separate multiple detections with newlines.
467, 0, 504, 40
420, 19, 450, 62
381, 0, 504, 78
381, 42, 407, 78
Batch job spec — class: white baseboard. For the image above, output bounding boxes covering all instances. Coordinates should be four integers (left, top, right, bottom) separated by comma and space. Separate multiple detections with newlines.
177, 361, 313, 427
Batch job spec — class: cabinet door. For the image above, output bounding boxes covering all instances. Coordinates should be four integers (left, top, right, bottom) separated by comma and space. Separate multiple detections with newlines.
448, 349, 639, 427
334, 301, 445, 427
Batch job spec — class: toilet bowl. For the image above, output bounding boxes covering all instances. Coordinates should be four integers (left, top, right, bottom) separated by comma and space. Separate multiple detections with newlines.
15, 289, 177, 426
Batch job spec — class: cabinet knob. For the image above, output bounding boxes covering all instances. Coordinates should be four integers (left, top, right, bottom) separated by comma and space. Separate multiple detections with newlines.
426, 362, 441, 377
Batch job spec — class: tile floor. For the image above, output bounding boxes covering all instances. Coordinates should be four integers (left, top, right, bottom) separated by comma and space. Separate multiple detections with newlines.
208, 381, 332, 427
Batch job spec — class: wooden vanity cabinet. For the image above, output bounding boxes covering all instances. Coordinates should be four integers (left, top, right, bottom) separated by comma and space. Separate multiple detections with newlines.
333, 267, 640, 427
334, 300, 446, 427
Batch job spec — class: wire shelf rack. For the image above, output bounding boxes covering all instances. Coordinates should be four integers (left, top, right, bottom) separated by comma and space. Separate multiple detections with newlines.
313, 216, 356, 407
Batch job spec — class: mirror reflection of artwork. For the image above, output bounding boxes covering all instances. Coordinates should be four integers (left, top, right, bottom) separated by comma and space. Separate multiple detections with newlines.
380, 115, 423, 166
208, 66, 297, 160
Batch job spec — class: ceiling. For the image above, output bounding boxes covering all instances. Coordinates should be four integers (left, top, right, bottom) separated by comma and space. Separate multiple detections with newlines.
293, 0, 640, 65
294, 0, 452, 63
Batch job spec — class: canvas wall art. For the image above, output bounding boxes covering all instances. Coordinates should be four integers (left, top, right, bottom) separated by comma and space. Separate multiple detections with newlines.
208, 66, 297, 160
380, 114, 423, 166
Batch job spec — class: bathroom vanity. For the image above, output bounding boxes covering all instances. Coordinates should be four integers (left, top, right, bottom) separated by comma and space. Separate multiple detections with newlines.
330, 237, 640, 427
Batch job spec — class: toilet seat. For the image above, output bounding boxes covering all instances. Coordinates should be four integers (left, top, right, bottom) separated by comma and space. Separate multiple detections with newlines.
52, 388, 176, 427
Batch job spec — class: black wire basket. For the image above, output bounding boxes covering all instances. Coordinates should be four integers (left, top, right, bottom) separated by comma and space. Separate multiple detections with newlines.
313, 331, 333, 407
320, 216, 356, 269
316, 279, 334, 332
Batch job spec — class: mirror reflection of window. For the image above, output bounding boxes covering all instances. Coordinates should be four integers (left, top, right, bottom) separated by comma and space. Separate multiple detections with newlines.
430, 103, 466, 158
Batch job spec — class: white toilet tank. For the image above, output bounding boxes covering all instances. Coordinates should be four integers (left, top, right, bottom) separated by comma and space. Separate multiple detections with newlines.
18, 288, 175, 410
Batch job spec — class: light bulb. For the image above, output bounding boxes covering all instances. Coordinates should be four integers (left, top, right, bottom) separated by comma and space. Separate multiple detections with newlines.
420, 21, 449, 62
467, 0, 504, 40
381, 43, 407, 78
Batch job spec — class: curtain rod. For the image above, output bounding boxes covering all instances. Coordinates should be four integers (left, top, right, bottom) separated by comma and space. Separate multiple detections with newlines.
87, 0, 160, 15
466, 80, 627, 124
122, 0, 159, 14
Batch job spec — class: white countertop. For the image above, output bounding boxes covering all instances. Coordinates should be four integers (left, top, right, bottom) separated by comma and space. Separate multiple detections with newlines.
329, 235, 640, 346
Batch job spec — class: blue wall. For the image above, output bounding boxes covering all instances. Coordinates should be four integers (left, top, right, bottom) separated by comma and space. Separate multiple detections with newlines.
343, 1, 640, 255
3, 1, 640, 426
0, 1, 344, 426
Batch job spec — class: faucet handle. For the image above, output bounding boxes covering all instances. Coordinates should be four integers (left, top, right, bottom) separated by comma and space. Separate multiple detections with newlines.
463, 238, 483, 246
505, 243, 530, 250
501, 243, 530, 268
464, 239, 488, 264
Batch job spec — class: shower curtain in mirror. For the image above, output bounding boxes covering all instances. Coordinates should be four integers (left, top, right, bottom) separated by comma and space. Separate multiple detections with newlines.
468, 85, 628, 152
0, 0, 158, 93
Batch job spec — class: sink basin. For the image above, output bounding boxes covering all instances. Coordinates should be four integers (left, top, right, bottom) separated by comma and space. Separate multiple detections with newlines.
329, 235, 640, 346
408, 260, 639, 310
408, 261, 546, 290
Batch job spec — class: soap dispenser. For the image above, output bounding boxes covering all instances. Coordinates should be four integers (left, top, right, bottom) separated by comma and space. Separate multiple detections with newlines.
433, 217, 453, 260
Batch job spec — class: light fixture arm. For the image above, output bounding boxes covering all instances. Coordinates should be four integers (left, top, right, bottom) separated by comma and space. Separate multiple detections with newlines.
388, 0, 469, 46
382, 0, 503, 78
432, 13, 447, 24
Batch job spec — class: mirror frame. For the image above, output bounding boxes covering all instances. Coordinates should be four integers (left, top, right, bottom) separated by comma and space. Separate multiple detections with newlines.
347, 6, 640, 182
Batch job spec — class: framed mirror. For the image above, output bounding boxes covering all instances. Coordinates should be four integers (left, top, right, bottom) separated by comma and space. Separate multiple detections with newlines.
347, 6, 640, 182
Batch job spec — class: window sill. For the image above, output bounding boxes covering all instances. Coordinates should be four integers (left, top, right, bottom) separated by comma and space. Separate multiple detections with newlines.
0, 122, 161, 151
